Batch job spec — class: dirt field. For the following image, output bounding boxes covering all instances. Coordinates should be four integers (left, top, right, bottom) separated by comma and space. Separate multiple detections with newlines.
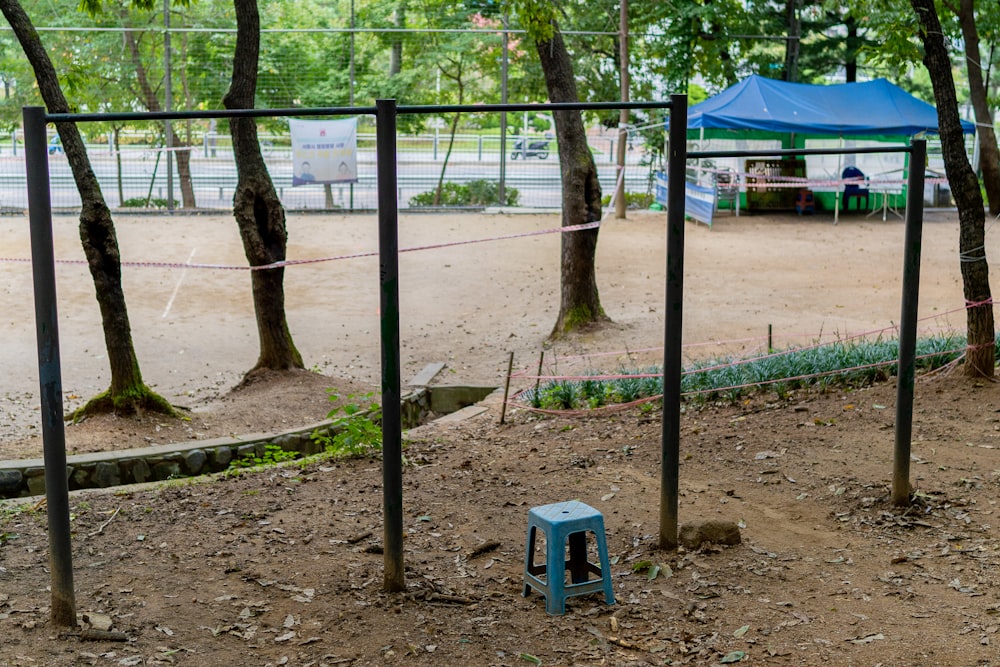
2, 208, 1000, 666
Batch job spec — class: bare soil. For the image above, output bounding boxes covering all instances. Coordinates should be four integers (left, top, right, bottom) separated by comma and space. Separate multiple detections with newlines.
3, 209, 1000, 666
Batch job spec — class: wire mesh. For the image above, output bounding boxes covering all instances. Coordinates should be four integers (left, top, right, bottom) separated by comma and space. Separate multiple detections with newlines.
0, 117, 660, 212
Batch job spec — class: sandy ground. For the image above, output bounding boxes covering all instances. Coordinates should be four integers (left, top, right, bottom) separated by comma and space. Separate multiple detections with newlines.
0, 208, 971, 448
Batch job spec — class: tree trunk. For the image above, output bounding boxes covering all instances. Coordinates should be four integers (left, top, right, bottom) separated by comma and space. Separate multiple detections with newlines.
0, 0, 171, 416
534, 26, 607, 337
845, 17, 859, 83
783, 0, 801, 83
389, 1, 405, 77
958, 0, 1000, 216
433, 67, 463, 207
224, 0, 303, 374
123, 26, 196, 209
913, 0, 995, 377
433, 111, 461, 206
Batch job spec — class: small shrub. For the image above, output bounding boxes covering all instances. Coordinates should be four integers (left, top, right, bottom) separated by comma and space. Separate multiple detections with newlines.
539, 380, 580, 410
408, 180, 519, 207
230, 443, 299, 469
601, 191, 654, 209
121, 196, 179, 209
311, 392, 383, 458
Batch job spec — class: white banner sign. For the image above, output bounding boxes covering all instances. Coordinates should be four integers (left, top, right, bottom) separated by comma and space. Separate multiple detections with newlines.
288, 117, 358, 186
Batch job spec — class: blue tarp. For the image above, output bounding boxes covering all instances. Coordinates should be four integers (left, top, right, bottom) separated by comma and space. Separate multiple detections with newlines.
680, 75, 975, 136
655, 173, 716, 227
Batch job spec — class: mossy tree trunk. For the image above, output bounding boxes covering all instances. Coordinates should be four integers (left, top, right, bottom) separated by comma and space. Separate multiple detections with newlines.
0, 0, 173, 417
223, 0, 303, 374
913, 0, 995, 377
534, 25, 608, 337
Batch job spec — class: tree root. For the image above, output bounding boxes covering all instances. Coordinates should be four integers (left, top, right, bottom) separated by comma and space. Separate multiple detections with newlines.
67, 385, 180, 422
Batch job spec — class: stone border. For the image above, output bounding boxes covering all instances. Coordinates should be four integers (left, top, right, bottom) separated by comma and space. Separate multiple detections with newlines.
0, 385, 494, 499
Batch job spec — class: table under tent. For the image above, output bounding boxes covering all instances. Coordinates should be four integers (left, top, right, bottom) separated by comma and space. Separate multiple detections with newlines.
676, 75, 976, 221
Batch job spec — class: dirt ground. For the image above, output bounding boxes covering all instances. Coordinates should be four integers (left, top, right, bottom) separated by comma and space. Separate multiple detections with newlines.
3, 208, 1000, 666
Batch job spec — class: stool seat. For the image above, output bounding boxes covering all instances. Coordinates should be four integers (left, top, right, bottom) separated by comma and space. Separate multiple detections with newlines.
523, 500, 615, 615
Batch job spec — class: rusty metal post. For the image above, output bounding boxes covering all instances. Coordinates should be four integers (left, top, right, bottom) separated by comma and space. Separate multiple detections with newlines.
892, 139, 926, 506
376, 99, 404, 592
24, 105, 77, 627
659, 94, 687, 550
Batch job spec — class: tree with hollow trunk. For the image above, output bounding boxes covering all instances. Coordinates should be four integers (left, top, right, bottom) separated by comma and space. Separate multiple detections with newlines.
223, 0, 303, 375
911, 0, 995, 377
0, 0, 174, 417
515, 2, 607, 337
950, 0, 1000, 216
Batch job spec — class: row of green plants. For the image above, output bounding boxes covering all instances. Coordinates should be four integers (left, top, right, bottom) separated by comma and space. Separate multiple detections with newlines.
520, 334, 987, 410
228, 392, 383, 470
408, 179, 519, 207
601, 191, 655, 209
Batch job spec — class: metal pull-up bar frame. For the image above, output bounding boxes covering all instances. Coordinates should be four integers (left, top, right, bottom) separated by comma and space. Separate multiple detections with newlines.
24, 95, 923, 623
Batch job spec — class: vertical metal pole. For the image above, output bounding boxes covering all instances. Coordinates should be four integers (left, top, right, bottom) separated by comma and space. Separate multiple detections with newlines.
349, 0, 355, 211
163, 0, 174, 211
23, 106, 76, 627
498, 14, 509, 204
659, 94, 687, 551
349, 0, 356, 106
892, 139, 926, 507
615, 0, 630, 219
376, 99, 404, 592
499, 351, 514, 425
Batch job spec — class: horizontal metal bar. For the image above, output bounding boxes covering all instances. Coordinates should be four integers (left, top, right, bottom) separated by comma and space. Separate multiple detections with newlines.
47, 106, 375, 124
8, 26, 620, 37
689, 145, 913, 160
46, 100, 674, 124
396, 100, 673, 115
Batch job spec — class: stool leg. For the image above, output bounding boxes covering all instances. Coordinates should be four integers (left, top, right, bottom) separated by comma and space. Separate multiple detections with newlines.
594, 527, 616, 606
523, 524, 538, 597
546, 530, 566, 615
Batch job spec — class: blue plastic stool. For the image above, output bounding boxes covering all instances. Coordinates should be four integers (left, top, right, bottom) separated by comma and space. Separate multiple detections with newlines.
522, 500, 616, 615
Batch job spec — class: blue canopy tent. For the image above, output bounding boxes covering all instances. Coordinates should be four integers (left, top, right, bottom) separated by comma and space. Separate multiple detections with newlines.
685, 74, 975, 136
670, 75, 975, 218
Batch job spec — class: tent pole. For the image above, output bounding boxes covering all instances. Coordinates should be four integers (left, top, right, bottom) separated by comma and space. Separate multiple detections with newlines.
697, 127, 704, 185
834, 136, 843, 225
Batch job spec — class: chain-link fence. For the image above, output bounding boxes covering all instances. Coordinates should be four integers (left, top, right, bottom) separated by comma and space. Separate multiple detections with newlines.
0, 119, 661, 212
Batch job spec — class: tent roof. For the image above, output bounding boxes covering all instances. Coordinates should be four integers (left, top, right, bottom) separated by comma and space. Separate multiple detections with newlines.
683, 75, 975, 136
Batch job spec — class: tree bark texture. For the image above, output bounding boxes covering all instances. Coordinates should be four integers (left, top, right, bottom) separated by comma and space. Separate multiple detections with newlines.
389, 1, 405, 77
912, 0, 995, 377
123, 26, 196, 209
534, 26, 607, 337
845, 18, 859, 83
958, 0, 1000, 216
223, 0, 303, 373
783, 0, 801, 82
0, 0, 165, 413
